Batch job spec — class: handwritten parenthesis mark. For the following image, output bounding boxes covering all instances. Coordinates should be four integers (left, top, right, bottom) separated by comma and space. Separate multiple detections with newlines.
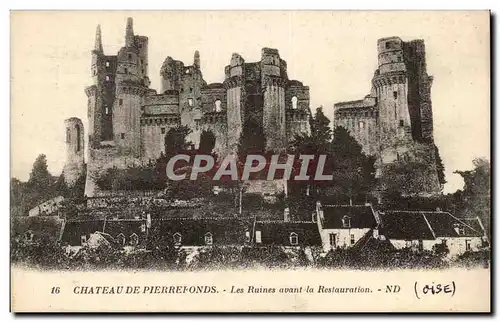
414, 281, 420, 300
452, 281, 456, 297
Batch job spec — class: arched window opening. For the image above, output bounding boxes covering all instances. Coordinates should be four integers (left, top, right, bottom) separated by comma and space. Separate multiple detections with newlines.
359, 121, 365, 129
342, 215, 351, 228
291, 96, 298, 109
130, 233, 139, 246
205, 232, 213, 245
117, 233, 126, 246
75, 125, 81, 152
173, 232, 182, 245
289, 232, 298, 246
215, 99, 222, 112
66, 128, 71, 143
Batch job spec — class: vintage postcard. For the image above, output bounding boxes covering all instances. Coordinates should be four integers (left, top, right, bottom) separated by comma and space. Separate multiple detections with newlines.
10, 10, 491, 312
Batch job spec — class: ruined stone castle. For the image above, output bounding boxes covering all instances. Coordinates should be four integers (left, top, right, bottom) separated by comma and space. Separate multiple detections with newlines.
333, 37, 441, 194
62, 18, 311, 196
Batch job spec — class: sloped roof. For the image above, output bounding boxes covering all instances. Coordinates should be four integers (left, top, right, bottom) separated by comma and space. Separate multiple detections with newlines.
462, 217, 487, 236
254, 221, 321, 246
103, 219, 146, 239
424, 212, 482, 238
321, 205, 377, 229
61, 219, 105, 246
380, 211, 484, 240
379, 211, 434, 240
152, 218, 250, 246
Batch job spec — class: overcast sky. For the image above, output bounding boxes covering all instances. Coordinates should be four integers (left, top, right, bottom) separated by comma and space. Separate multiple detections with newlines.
11, 11, 489, 193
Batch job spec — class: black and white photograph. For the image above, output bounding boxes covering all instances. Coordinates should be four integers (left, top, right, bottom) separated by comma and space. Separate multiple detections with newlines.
9, 10, 491, 312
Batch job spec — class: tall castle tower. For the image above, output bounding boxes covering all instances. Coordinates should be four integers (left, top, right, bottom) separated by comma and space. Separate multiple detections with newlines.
372, 37, 414, 163
224, 53, 245, 152
85, 24, 115, 148
333, 36, 441, 195
63, 118, 85, 185
113, 18, 149, 158
261, 48, 287, 152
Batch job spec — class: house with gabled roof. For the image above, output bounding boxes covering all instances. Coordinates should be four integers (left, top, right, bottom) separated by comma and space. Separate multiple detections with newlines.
378, 211, 488, 257
150, 217, 250, 249
252, 220, 322, 248
315, 202, 380, 252
60, 217, 147, 248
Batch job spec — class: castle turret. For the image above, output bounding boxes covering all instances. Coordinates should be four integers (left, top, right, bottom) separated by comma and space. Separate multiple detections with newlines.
224, 53, 245, 151
112, 17, 148, 157
372, 37, 413, 163
261, 48, 286, 152
87, 24, 115, 147
63, 118, 85, 185
194, 50, 200, 69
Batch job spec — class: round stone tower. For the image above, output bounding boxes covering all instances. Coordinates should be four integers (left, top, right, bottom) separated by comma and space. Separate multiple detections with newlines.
261, 48, 286, 152
224, 53, 245, 152
63, 117, 85, 185
372, 37, 412, 163
113, 17, 147, 157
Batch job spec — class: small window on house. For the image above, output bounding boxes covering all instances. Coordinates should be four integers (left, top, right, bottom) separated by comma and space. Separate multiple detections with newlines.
399, 119, 404, 127
465, 239, 472, 251
124, 68, 128, 74
385, 42, 391, 49
205, 232, 213, 245
93, 69, 97, 76
105, 75, 110, 81
140, 223, 146, 233
140, 59, 144, 64
188, 98, 193, 106
161, 128, 166, 134
119, 99, 123, 106
215, 99, 222, 112
350, 234, 355, 245
189, 87, 193, 93
291, 96, 298, 109
397, 56, 402, 62
393, 91, 398, 99
342, 215, 351, 228
130, 233, 139, 246
120, 133, 125, 140
141, 69, 144, 74
173, 232, 182, 245
359, 121, 365, 129
81, 235, 87, 244
245, 230, 251, 243
117, 233, 125, 246
289, 232, 298, 246
105, 107, 109, 115
255, 230, 262, 244
128, 53, 132, 60
105, 61, 110, 68
329, 233, 337, 248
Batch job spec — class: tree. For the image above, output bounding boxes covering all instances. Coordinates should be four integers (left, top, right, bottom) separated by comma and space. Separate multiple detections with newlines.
309, 106, 332, 152
329, 126, 376, 204
27, 154, 53, 192
237, 117, 266, 158
164, 125, 193, 156
288, 107, 334, 198
199, 130, 216, 154
455, 158, 491, 235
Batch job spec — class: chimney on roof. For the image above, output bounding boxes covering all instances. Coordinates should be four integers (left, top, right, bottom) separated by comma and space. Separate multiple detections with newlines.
284, 207, 290, 222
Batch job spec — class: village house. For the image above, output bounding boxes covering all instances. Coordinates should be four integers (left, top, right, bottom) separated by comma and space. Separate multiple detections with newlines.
315, 202, 380, 253
378, 211, 488, 257
28, 196, 65, 217
251, 220, 322, 248
60, 217, 147, 249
